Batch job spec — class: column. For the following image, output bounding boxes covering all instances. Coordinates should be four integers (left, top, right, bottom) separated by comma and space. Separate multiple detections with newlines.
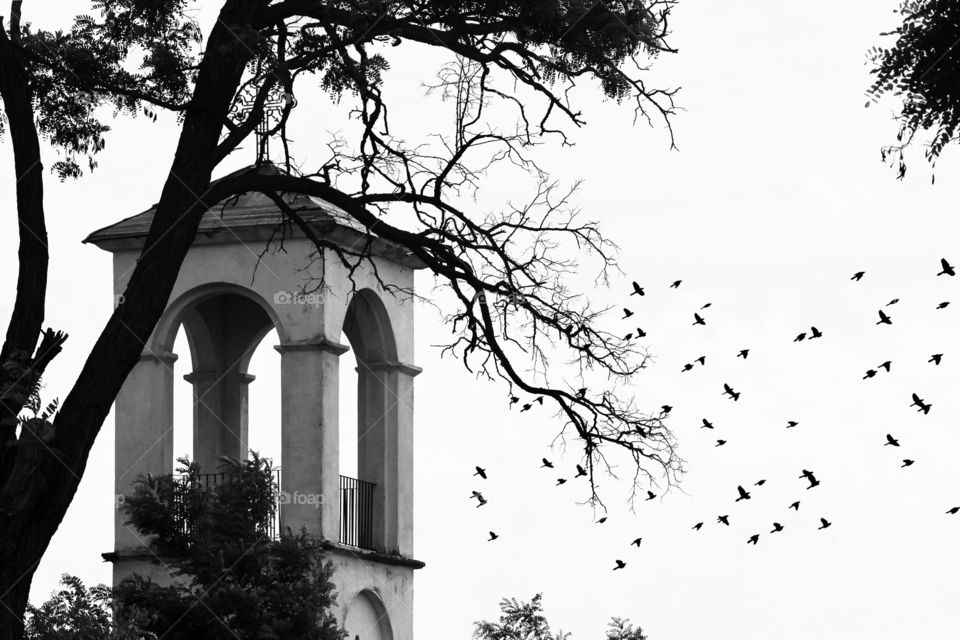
276, 338, 349, 540
183, 370, 222, 472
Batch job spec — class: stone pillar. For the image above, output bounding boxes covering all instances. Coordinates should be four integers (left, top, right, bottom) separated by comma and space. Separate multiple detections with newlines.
276, 338, 349, 540
218, 370, 254, 461
114, 351, 177, 551
183, 370, 222, 472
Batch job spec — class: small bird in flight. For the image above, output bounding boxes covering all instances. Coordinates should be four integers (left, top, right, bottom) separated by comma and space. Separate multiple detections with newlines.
929, 354, 943, 365
937, 301, 950, 310
681, 363, 693, 372
510, 395, 520, 406
800, 470, 820, 489
786, 420, 798, 429
631, 281, 644, 296
661, 405, 673, 414
476, 496, 488, 508
716, 439, 727, 447
701, 302, 712, 309
541, 458, 554, 469
670, 280, 682, 288
722, 383, 741, 401
809, 326, 823, 339
884, 434, 900, 447
596, 516, 608, 524
470, 490, 484, 501
938, 258, 956, 277
695, 355, 706, 365
613, 559, 626, 570
717, 515, 730, 526
576, 388, 587, 398
701, 418, 715, 429
520, 403, 532, 412
488, 531, 499, 541
474, 466, 487, 479
770, 522, 784, 533
575, 464, 587, 478
877, 310, 893, 325
737, 349, 750, 359
947, 507, 960, 515
901, 459, 915, 468
646, 490, 657, 501
755, 479, 767, 486
747, 534, 759, 545
736, 485, 751, 502
623, 308, 634, 319
794, 332, 806, 342
887, 298, 900, 306
693, 313, 706, 326
910, 393, 932, 415
789, 501, 800, 511
692, 522, 704, 531
851, 271, 865, 281
863, 369, 877, 380
636, 328, 647, 338
631, 537, 643, 547
879, 360, 892, 372
818, 517, 832, 530
556, 478, 567, 486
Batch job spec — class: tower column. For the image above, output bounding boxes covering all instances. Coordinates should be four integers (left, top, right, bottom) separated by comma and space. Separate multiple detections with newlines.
276, 339, 349, 540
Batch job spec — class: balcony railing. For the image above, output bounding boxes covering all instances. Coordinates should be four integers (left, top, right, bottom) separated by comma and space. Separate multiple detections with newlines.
171, 469, 282, 540
339, 475, 375, 550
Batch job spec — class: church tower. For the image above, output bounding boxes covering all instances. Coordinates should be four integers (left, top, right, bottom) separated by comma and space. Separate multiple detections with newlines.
87, 163, 424, 640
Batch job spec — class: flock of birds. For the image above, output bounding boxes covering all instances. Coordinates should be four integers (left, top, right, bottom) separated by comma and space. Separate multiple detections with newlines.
468, 258, 960, 571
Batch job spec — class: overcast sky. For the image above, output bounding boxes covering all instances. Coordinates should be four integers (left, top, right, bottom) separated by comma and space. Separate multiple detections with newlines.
6, 1, 960, 639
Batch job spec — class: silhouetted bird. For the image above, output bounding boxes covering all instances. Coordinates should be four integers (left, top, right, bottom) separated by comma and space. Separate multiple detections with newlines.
818, 517, 832, 530
736, 486, 751, 501
510, 395, 520, 406
695, 356, 706, 365
631, 537, 642, 547
911, 393, 932, 414
800, 470, 820, 489
671, 280, 682, 288
786, 421, 798, 429
476, 496, 488, 508
693, 313, 706, 326
851, 271, 865, 281
541, 458, 554, 469
810, 326, 823, 339
938, 301, 951, 309
681, 363, 693, 372
488, 531, 499, 541
716, 439, 727, 447
755, 479, 767, 486
521, 403, 532, 412
702, 302, 712, 309
877, 310, 893, 325
771, 522, 784, 533
947, 507, 960, 515
661, 405, 673, 415
556, 478, 567, 486
535, 397, 544, 405
474, 466, 487, 479
692, 522, 704, 531
929, 354, 943, 365
863, 369, 877, 380
722, 383, 741, 401
747, 534, 759, 545
885, 434, 900, 447
575, 464, 587, 477
623, 308, 634, 319
737, 349, 750, 359
879, 360, 892, 372
901, 459, 915, 468
789, 501, 800, 511
701, 418, 715, 429
939, 258, 956, 276
646, 490, 656, 501
794, 333, 806, 342
597, 517, 608, 524
717, 515, 730, 526
887, 298, 900, 306
613, 559, 626, 570
470, 491, 484, 500
631, 281, 645, 296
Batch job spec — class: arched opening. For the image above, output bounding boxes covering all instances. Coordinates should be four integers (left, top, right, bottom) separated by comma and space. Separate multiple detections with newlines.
343, 590, 394, 640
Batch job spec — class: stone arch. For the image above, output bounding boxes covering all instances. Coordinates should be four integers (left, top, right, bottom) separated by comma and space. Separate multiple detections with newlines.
343, 589, 394, 640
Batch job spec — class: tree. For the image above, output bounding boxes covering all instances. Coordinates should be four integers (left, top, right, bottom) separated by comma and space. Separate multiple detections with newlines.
473, 594, 647, 640
867, 0, 960, 178
0, 2, 681, 635
24, 575, 153, 640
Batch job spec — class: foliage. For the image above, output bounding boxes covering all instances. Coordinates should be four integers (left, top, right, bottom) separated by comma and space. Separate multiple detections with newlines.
868, 0, 960, 178
474, 594, 647, 640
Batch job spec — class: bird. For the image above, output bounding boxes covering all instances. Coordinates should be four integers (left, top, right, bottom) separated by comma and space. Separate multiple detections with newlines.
910, 393, 932, 415
631, 537, 642, 547
474, 466, 487, 479
770, 522, 784, 533
877, 310, 893, 325
863, 369, 877, 380
613, 560, 626, 570
879, 360, 892, 372
470, 490, 484, 500
534, 397, 544, 405
800, 470, 820, 489
789, 501, 800, 511
476, 496, 488, 508
520, 403, 532, 412
575, 464, 587, 477
695, 355, 706, 365
661, 405, 673, 414
809, 326, 823, 339
851, 271, 865, 281
670, 280, 682, 288
818, 517, 832, 530
541, 458, 554, 469
887, 298, 900, 306
509, 395, 520, 406
947, 507, 960, 515
681, 363, 693, 373
722, 383, 740, 401
716, 439, 727, 447
736, 485, 751, 501
488, 531, 499, 541
646, 490, 656, 501
938, 301, 951, 309
701, 418, 715, 429
576, 388, 587, 398
701, 302, 712, 309
747, 534, 759, 545
631, 281, 644, 296
929, 354, 943, 365
901, 459, 915, 468
635, 328, 647, 338
884, 434, 900, 447
692, 522, 704, 531
556, 478, 567, 486
737, 349, 750, 359
693, 313, 706, 326
596, 516, 608, 524
623, 308, 634, 319
755, 479, 767, 486
794, 332, 806, 342
938, 258, 956, 276
717, 515, 730, 526
786, 420, 798, 429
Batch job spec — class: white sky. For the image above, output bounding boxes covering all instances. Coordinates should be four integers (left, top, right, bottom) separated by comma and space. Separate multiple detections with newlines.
5, 1, 960, 638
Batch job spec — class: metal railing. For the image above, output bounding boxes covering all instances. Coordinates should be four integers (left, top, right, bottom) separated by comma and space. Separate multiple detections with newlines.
339, 475, 376, 550
171, 468, 282, 540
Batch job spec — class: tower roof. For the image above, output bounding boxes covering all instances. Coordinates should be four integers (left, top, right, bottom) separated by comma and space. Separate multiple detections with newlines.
84, 163, 425, 269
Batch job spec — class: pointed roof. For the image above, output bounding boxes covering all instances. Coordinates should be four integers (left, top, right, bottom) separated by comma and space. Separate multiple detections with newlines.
84, 163, 424, 268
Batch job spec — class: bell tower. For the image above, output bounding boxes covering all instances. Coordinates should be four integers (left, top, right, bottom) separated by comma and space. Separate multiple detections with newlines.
87, 163, 424, 640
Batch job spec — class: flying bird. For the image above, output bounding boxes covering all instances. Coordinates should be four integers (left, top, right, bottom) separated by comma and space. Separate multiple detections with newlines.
474, 466, 487, 479
470, 491, 484, 501
884, 434, 900, 447
770, 522, 784, 533
576, 388, 587, 398
520, 403, 532, 412
863, 369, 877, 380
622, 308, 634, 319
879, 360, 892, 372
717, 515, 730, 526
794, 332, 806, 342
747, 534, 759, 545
938, 258, 956, 276
488, 531, 499, 541
509, 395, 520, 406
809, 326, 823, 339
800, 470, 820, 489
476, 496, 488, 508
736, 485, 751, 501
938, 301, 950, 309
701, 418, 715, 429
535, 397, 544, 405
929, 354, 943, 365
818, 517, 832, 530
661, 405, 673, 414
737, 349, 750, 359
635, 328, 647, 338
575, 464, 587, 478
631, 537, 643, 547
877, 310, 893, 325
692, 522, 704, 531
910, 393, 932, 415
613, 560, 626, 570
693, 313, 706, 326
631, 281, 645, 296
646, 490, 657, 501
887, 298, 900, 306
701, 302, 712, 309
681, 363, 693, 372
786, 420, 798, 429
789, 501, 800, 511
901, 459, 915, 468
541, 458, 554, 469
670, 280, 682, 288
755, 479, 767, 486
695, 356, 706, 365
722, 383, 741, 401
596, 517, 608, 524
851, 271, 865, 281
947, 507, 960, 515
716, 439, 727, 447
